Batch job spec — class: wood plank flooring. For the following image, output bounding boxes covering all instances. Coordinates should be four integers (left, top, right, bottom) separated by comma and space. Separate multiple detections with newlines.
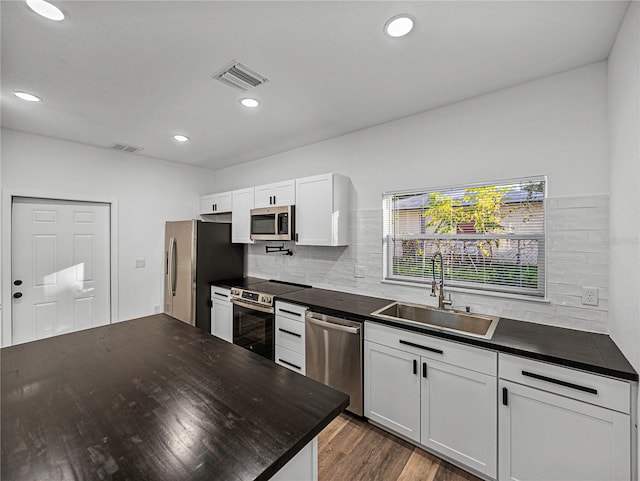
318, 413, 483, 481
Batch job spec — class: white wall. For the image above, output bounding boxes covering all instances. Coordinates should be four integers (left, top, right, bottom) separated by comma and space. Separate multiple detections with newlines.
216, 62, 612, 332
607, 3, 640, 476
1, 128, 216, 345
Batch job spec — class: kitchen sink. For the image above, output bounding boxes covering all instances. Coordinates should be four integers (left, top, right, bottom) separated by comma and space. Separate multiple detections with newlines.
370, 302, 499, 340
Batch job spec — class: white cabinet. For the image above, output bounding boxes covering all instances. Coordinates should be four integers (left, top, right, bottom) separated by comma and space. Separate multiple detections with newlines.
364, 340, 421, 442
275, 301, 307, 374
211, 286, 233, 342
295, 173, 350, 246
254, 179, 295, 208
231, 187, 254, 244
200, 191, 232, 214
271, 437, 318, 481
364, 321, 497, 478
498, 354, 631, 481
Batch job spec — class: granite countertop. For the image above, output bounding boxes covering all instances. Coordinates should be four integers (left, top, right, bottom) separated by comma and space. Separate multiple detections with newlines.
277, 287, 638, 382
1, 314, 348, 481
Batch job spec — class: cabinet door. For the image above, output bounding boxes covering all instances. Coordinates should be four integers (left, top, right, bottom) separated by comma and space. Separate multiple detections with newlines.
272, 180, 295, 206
212, 298, 233, 343
254, 185, 274, 208
231, 187, 254, 244
200, 194, 217, 214
364, 341, 420, 442
295, 174, 332, 245
421, 359, 497, 477
499, 380, 630, 481
215, 192, 232, 212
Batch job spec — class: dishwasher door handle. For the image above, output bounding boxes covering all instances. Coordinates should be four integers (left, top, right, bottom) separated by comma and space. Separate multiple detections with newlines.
306, 315, 360, 335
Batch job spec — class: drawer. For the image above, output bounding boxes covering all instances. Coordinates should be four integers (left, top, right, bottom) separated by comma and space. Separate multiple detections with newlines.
275, 345, 305, 375
275, 301, 307, 322
211, 286, 231, 300
499, 354, 630, 413
276, 315, 305, 354
365, 321, 497, 376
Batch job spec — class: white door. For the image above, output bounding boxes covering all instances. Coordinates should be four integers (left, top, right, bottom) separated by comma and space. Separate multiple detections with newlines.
421, 358, 497, 478
11, 198, 111, 344
364, 340, 421, 442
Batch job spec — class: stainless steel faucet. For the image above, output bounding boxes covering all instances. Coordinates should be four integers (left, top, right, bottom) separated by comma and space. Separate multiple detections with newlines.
431, 252, 452, 310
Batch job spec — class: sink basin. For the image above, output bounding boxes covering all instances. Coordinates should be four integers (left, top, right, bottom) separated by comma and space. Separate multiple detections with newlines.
370, 302, 499, 340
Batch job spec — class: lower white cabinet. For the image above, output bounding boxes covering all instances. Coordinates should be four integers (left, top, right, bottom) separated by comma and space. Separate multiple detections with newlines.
364, 322, 497, 478
271, 437, 317, 481
211, 287, 233, 342
275, 301, 307, 374
498, 354, 631, 481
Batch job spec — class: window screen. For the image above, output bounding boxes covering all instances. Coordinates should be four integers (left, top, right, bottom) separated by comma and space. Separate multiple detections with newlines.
383, 177, 546, 297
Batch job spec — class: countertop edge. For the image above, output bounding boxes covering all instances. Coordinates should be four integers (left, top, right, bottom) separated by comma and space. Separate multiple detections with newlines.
276, 295, 639, 383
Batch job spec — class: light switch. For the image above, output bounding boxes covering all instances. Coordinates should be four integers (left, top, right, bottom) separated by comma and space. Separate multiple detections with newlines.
354, 266, 365, 278
135, 258, 146, 268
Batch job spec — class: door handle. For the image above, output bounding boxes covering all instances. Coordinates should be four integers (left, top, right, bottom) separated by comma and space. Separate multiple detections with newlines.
13, 292, 22, 299
422, 362, 427, 378
170, 237, 177, 296
413, 359, 417, 375
502, 387, 508, 406
306, 315, 360, 334
13, 280, 22, 286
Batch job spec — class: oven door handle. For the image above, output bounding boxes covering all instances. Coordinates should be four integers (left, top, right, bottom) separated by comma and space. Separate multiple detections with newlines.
231, 298, 274, 314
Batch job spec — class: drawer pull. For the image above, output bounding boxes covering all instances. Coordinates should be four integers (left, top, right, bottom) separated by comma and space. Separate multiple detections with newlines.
279, 308, 302, 317
278, 328, 301, 338
278, 358, 301, 371
399, 339, 444, 355
521, 371, 598, 395
502, 387, 508, 406
214, 292, 228, 298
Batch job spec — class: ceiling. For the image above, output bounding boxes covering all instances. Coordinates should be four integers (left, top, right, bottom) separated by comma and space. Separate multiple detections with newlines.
1, 1, 630, 171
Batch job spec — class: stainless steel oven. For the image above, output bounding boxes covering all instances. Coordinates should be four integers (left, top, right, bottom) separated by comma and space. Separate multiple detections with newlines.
231, 292, 275, 361
230, 281, 309, 361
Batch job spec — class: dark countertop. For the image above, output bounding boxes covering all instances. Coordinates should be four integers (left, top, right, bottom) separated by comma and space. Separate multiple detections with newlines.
1, 314, 348, 481
210, 276, 268, 289
277, 287, 638, 382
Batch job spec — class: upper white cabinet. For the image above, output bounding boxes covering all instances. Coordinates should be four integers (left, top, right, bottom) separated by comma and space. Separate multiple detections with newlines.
498, 354, 631, 481
231, 187, 255, 244
295, 173, 350, 246
254, 179, 295, 208
200, 191, 232, 214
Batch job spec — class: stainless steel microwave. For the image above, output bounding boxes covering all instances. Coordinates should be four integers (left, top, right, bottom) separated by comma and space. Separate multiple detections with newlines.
250, 205, 294, 241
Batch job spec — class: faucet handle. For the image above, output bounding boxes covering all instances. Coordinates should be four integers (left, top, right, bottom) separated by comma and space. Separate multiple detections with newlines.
430, 280, 437, 297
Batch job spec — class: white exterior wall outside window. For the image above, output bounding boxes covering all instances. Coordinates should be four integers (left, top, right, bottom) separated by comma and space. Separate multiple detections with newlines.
383, 177, 547, 298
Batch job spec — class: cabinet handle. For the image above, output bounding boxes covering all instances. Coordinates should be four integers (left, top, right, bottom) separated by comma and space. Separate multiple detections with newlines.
214, 292, 228, 298
278, 328, 301, 338
295, 233, 299, 242
273, 195, 276, 204
521, 371, 598, 395
279, 308, 301, 317
422, 362, 427, 378
413, 359, 417, 375
278, 359, 301, 371
399, 339, 444, 355
502, 387, 508, 406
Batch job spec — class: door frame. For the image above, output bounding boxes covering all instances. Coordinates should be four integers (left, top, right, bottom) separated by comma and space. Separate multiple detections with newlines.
1, 190, 119, 347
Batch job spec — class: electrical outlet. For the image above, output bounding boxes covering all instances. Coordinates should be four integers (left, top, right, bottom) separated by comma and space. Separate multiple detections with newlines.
134, 258, 146, 268
581, 287, 599, 306
354, 266, 365, 278
153, 305, 160, 314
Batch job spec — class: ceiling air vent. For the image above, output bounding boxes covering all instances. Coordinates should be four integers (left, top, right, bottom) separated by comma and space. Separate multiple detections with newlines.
212, 60, 269, 91
109, 142, 143, 154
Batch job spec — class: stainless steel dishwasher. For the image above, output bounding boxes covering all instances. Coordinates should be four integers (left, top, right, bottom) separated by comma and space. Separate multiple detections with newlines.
305, 311, 363, 416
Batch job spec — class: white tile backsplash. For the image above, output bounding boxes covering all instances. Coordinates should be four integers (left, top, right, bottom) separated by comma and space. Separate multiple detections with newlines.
247, 196, 610, 333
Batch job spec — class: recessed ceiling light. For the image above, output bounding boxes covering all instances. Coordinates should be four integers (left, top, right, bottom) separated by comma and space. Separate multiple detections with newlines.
240, 98, 260, 108
173, 134, 189, 142
384, 15, 414, 38
14, 91, 42, 102
26, 0, 65, 21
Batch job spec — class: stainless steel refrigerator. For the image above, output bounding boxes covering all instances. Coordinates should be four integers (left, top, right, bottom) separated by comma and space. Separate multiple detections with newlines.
164, 220, 244, 332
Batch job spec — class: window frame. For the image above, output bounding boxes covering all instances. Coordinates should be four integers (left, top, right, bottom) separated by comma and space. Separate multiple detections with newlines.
382, 176, 548, 299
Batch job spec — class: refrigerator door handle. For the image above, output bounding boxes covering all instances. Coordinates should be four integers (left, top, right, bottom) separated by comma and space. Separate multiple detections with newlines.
169, 237, 177, 296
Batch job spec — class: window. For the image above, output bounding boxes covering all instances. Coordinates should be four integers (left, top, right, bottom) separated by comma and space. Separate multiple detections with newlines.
383, 177, 546, 298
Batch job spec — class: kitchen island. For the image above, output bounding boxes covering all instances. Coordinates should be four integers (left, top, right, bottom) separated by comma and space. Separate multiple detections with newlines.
1, 314, 348, 481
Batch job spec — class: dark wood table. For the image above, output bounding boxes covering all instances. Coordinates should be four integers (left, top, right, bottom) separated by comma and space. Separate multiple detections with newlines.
1, 314, 348, 481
